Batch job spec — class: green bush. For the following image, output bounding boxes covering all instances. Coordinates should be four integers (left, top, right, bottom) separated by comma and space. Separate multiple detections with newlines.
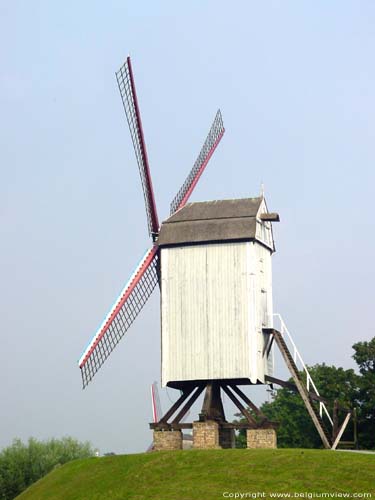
0, 437, 93, 500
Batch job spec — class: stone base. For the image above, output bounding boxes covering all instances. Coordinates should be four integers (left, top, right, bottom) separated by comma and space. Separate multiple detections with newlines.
153, 430, 182, 451
193, 421, 220, 449
192, 421, 236, 449
246, 428, 277, 449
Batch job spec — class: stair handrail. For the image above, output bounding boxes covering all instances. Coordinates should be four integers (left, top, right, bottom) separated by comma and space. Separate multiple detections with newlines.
273, 313, 333, 426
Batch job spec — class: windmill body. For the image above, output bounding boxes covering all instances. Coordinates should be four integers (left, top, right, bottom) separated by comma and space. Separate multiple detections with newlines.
158, 197, 276, 387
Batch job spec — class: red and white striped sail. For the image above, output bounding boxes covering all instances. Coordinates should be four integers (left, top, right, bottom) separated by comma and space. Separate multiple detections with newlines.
79, 247, 159, 388
170, 109, 225, 215
116, 57, 159, 236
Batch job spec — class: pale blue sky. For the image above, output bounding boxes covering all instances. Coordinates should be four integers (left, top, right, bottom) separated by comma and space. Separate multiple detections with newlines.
1, 1, 374, 454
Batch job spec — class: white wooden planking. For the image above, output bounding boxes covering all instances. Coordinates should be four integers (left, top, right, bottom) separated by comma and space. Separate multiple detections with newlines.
161, 240, 274, 386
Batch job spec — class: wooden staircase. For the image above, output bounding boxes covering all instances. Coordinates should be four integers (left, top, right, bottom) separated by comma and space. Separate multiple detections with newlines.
264, 328, 332, 449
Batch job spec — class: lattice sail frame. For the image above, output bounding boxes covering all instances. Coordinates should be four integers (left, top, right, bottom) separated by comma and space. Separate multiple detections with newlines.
79, 247, 159, 388
170, 109, 225, 215
116, 58, 159, 236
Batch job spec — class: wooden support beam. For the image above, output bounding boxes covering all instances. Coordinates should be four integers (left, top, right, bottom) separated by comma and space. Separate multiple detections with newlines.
353, 408, 358, 449
332, 399, 339, 442
158, 384, 195, 424
151, 422, 277, 431
332, 412, 352, 450
201, 382, 213, 419
228, 383, 267, 423
199, 381, 226, 422
172, 384, 205, 424
265, 375, 328, 404
150, 422, 193, 430
221, 422, 269, 430
221, 423, 253, 429
221, 384, 257, 426
260, 213, 280, 222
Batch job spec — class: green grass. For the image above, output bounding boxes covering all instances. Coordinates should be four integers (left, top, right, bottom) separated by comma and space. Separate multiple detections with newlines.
16, 449, 375, 500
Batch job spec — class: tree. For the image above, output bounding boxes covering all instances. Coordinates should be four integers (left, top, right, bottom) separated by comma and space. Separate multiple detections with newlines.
0, 437, 94, 500
352, 337, 375, 449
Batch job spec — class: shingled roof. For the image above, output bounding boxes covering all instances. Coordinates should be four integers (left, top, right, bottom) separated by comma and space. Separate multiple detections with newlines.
157, 197, 265, 246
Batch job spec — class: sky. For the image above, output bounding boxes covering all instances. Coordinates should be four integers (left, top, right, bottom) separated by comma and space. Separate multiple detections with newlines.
1, 1, 374, 454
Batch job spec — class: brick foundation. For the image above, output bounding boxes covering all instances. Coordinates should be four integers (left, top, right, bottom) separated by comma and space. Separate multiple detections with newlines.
193, 421, 221, 449
153, 430, 182, 451
246, 428, 277, 449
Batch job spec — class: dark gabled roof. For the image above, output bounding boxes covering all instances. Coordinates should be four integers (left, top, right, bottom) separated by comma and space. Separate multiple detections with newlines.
157, 197, 264, 247
166, 197, 263, 223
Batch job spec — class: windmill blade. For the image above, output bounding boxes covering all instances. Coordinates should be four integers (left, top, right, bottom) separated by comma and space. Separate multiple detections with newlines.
116, 57, 159, 236
170, 109, 225, 215
151, 381, 162, 423
79, 246, 159, 388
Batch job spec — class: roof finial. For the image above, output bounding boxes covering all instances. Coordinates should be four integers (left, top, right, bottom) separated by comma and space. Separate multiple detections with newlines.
260, 182, 265, 198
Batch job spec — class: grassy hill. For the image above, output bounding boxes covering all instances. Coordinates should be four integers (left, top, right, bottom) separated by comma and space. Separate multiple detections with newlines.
17, 449, 375, 500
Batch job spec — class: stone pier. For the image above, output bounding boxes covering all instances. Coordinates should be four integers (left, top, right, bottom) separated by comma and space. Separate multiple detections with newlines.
153, 430, 182, 451
193, 421, 220, 449
192, 421, 236, 449
246, 428, 277, 449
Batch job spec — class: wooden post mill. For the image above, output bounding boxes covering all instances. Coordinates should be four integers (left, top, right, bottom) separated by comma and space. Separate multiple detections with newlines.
78, 56, 353, 451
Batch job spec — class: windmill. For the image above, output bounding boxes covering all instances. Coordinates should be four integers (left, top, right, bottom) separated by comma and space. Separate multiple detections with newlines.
78, 56, 353, 451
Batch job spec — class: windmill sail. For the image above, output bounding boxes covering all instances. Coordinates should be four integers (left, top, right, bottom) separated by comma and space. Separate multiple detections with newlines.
116, 57, 159, 236
151, 381, 162, 423
79, 247, 159, 388
170, 109, 225, 215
